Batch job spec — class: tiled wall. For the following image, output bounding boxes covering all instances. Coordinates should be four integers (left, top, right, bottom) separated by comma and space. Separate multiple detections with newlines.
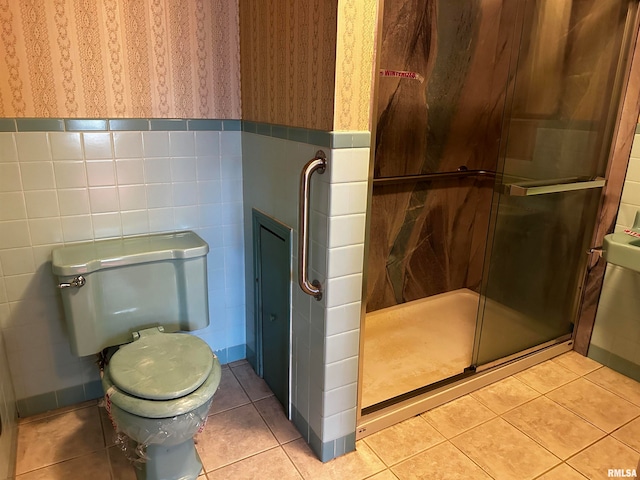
241, 124, 369, 461
589, 126, 640, 381
0, 119, 245, 416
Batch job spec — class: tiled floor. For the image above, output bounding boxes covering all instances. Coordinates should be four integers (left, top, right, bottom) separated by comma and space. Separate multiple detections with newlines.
14, 352, 640, 479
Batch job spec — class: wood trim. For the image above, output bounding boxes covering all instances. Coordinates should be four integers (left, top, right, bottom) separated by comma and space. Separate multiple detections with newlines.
574, 9, 640, 355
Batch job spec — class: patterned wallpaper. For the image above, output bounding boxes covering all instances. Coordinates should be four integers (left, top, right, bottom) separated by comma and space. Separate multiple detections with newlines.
0, 0, 241, 119
334, 0, 377, 132
239, 0, 377, 132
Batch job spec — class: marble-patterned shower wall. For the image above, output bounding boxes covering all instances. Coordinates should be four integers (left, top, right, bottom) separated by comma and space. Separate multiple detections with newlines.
367, 0, 631, 312
367, 0, 516, 310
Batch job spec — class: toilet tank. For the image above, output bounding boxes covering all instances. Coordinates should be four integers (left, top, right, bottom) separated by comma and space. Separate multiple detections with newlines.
52, 231, 209, 356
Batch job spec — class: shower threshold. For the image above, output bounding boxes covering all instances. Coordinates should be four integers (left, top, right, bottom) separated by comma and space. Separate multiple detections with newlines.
361, 288, 479, 409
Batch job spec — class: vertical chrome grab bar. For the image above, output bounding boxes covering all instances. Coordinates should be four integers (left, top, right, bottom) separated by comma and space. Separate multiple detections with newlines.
298, 150, 327, 301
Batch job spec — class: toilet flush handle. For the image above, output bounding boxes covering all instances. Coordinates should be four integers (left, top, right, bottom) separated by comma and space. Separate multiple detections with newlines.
58, 275, 86, 289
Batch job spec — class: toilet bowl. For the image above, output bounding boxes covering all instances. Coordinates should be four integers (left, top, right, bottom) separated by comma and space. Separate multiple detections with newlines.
52, 231, 218, 480
102, 327, 221, 479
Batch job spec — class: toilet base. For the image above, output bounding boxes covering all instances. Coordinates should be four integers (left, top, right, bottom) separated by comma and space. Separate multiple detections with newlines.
134, 439, 203, 480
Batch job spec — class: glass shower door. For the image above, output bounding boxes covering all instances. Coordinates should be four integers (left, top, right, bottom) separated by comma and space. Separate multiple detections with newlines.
473, 0, 638, 368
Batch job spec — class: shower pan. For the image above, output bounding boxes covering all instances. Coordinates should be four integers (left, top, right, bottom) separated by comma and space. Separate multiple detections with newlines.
359, 0, 639, 427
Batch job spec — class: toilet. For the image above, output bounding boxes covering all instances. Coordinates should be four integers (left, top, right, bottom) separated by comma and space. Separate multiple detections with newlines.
52, 231, 221, 480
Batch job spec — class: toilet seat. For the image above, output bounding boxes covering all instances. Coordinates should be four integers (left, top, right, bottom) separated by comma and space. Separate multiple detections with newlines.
104, 328, 222, 419
109, 327, 214, 400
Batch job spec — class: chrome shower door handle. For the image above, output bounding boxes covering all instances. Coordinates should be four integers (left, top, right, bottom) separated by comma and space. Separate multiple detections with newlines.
298, 150, 327, 301
505, 176, 606, 196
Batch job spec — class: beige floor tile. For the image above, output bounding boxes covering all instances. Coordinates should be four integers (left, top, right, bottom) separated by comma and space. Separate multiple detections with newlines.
99, 405, 117, 447
16, 405, 105, 475
366, 470, 399, 480
546, 378, 640, 433
17, 400, 99, 425
254, 395, 302, 444
15, 450, 111, 480
535, 463, 587, 480
471, 376, 540, 414
391, 441, 492, 480
586, 367, 640, 407
515, 360, 579, 394
502, 396, 605, 459
363, 416, 444, 466
450, 418, 560, 480
196, 403, 278, 472
551, 351, 602, 377
283, 438, 385, 480
207, 447, 302, 480
209, 366, 251, 415
107, 444, 138, 479
567, 437, 640, 480
230, 362, 274, 402
421, 395, 496, 438
612, 417, 640, 453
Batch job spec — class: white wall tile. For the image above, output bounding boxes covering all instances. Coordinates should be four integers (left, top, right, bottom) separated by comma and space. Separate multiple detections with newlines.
113, 132, 143, 158
221, 156, 242, 180
89, 186, 119, 213
221, 180, 242, 203
4, 274, 33, 302
621, 180, 640, 206
86, 160, 116, 187
0, 192, 26, 221
144, 157, 172, 183
53, 161, 87, 188
325, 302, 362, 336
0, 248, 35, 276
625, 156, 640, 183
148, 207, 174, 232
325, 274, 363, 308
328, 214, 366, 248
172, 182, 198, 207
118, 185, 147, 211
147, 183, 173, 208
325, 329, 360, 364
220, 132, 241, 156
0, 220, 30, 249
174, 206, 198, 230
83, 133, 113, 159
329, 148, 370, 183
171, 157, 197, 182
116, 159, 145, 185
327, 245, 364, 279
196, 156, 221, 181
15, 133, 51, 162
29, 218, 63, 245
121, 210, 149, 236
197, 181, 222, 205
61, 215, 94, 243
195, 131, 220, 157
0, 164, 22, 192
0, 133, 18, 163
92, 212, 122, 238
169, 132, 195, 157
20, 162, 56, 190
58, 188, 90, 216
49, 132, 83, 160
24, 190, 59, 218
142, 131, 169, 158
329, 182, 368, 216
323, 383, 357, 417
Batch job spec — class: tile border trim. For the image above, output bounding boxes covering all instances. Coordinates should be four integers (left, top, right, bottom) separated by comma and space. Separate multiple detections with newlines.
588, 344, 640, 383
0, 118, 371, 148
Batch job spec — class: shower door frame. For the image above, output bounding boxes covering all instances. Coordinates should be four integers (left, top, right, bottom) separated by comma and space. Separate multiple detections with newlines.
356, 0, 640, 437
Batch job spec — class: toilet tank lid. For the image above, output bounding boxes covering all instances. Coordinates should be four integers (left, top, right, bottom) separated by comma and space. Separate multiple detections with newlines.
52, 231, 209, 276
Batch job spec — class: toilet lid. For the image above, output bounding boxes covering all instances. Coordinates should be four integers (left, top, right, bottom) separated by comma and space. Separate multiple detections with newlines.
109, 330, 214, 401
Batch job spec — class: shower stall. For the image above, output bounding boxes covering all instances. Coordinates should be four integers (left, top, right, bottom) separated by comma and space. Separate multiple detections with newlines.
360, 0, 638, 417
